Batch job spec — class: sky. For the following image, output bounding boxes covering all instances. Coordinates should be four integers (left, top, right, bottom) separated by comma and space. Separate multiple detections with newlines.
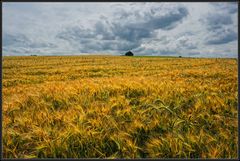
2, 2, 238, 58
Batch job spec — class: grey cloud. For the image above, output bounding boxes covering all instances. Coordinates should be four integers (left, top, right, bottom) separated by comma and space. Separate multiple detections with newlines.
158, 49, 179, 55
201, 13, 233, 31
57, 5, 188, 53
176, 36, 197, 49
57, 26, 96, 41
159, 37, 169, 44
114, 6, 188, 28
29, 42, 57, 48
3, 33, 58, 55
3, 33, 30, 47
211, 3, 238, 14
80, 40, 139, 53
185, 45, 197, 50
206, 28, 237, 45
187, 51, 201, 56
57, 26, 140, 53
146, 7, 188, 30
180, 32, 194, 36
200, 8, 237, 46
3, 46, 36, 55
138, 48, 161, 56
156, 36, 171, 45
3, 3, 237, 57
106, 5, 189, 41
134, 46, 179, 56
94, 21, 115, 40
133, 46, 145, 53
112, 24, 153, 41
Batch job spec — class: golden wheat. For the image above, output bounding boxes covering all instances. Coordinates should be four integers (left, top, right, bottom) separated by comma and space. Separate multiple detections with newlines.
2, 55, 238, 158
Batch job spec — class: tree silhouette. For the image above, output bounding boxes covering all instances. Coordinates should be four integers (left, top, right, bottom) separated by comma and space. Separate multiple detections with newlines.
125, 51, 134, 56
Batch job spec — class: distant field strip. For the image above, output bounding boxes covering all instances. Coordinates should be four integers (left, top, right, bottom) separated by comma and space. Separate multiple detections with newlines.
2, 56, 238, 158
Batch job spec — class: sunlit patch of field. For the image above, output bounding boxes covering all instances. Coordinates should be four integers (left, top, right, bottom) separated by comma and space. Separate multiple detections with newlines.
2, 55, 238, 158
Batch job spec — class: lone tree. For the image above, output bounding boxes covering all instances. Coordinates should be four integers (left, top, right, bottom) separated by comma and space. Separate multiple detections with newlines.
125, 51, 134, 56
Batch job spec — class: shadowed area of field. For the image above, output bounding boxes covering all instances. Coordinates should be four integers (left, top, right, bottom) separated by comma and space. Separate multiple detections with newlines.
2, 55, 238, 158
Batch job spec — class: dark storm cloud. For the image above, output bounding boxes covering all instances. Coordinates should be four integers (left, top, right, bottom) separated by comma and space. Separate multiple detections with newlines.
146, 7, 188, 30
111, 6, 188, 41
206, 28, 237, 45
56, 5, 188, 53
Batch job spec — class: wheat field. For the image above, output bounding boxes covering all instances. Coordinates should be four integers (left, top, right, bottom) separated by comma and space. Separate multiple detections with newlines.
2, 55, 238, 158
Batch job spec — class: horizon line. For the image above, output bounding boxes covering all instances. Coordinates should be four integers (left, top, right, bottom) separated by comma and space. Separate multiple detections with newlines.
2, 54, 237, 59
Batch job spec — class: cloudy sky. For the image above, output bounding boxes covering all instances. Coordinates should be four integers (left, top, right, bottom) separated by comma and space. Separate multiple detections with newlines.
2, 2, 238, 57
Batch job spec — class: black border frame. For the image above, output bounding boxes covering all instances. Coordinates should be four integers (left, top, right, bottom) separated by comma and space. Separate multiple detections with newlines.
1, 0, 239, 160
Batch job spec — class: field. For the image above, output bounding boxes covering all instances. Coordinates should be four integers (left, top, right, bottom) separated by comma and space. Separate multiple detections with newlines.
2, 55, 238, 158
